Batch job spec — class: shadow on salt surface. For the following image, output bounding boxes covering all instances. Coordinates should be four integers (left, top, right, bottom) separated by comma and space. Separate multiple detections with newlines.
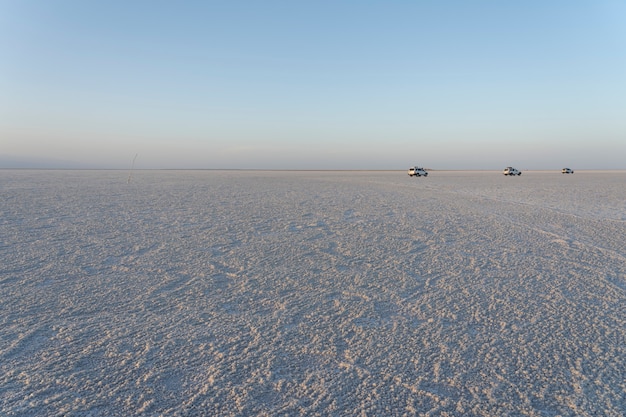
352, 316, 393, 329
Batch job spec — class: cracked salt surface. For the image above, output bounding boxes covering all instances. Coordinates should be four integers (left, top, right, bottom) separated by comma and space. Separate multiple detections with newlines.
1, 170, 625, 416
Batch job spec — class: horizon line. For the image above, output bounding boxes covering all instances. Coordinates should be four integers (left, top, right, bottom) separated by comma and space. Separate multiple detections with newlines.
2, 168, 625, 172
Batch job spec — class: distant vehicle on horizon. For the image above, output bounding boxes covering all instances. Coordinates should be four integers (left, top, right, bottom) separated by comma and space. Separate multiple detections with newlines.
503, 167, 522, 176
408, 167, 428, 177
562, 168, 574, 174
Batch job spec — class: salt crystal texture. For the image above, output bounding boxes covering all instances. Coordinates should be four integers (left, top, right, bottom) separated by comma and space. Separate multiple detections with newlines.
1, 170, 625, 416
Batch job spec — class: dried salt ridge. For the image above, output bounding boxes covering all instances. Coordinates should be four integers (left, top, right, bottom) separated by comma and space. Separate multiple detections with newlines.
1, 170, 625, 416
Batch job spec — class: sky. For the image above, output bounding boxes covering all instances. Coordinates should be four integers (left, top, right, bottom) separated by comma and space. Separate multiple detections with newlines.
2, 1, 626, 170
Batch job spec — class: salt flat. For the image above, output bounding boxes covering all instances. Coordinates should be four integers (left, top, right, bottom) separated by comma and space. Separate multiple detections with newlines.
1, 170, 625, 416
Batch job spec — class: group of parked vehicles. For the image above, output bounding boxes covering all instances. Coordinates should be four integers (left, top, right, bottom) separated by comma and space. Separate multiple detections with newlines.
502, 167, 574, 176
408, 166, 575, 177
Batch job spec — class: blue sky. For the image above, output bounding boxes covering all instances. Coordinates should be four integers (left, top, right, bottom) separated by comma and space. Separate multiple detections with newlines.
2, 1, 625, 169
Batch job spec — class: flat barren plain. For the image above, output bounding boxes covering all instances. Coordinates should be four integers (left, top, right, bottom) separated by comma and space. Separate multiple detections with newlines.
2, 170, 625, 416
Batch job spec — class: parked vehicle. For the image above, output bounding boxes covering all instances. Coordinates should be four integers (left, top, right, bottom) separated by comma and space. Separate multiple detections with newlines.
503, 167, 522, 176
408, 167, 428, 177
562, 168, 574, 174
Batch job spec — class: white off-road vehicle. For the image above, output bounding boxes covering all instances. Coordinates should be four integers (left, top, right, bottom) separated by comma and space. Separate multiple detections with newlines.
503, 167, 521, 176
408, 167, 428, 177
562, 168, 574, 174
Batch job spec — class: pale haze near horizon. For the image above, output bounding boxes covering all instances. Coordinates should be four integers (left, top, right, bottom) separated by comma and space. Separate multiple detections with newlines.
2, 1, 625, 170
